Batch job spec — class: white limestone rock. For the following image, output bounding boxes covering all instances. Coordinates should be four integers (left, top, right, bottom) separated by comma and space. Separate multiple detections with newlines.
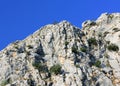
1, 13, 120, 86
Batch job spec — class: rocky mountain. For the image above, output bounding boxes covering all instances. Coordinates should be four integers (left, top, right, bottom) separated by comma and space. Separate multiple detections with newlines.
0, 13, 120, 86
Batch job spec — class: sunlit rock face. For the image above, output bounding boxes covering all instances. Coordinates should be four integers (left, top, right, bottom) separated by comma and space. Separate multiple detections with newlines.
1, 13, 120, 86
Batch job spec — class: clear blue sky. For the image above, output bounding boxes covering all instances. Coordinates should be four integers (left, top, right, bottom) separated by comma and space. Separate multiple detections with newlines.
0, 0, 120, 50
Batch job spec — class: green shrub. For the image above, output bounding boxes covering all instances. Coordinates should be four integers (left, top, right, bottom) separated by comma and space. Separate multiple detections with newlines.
32, 62, 47, 73
80, 47, 87, 52
75, 64, 80, 68
94, 60, 101, 68
50, 64, 61, 75
65, 41, 69, 46
107, 44, 119, 52
88, 38, 97, 46
72, 46, 78, 54
1, 80, 9, 86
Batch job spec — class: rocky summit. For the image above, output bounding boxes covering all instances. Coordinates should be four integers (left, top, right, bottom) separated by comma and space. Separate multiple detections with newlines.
1, 13, 120, 86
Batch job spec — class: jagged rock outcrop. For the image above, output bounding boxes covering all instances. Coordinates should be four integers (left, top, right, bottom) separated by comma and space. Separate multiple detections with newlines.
0, 13, 120, 86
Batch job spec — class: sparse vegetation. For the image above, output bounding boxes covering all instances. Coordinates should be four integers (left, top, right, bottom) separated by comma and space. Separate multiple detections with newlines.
80, 47, 87, 52
88, 38, 97, 46
65, 41, 69, 46
107, 44, 119, 52
72, 46, 78, 54
14, 45, 19, 49
50, 64, 61, 75
75, 64, 80, 68
94, 60, 101, 68
32, 62, 47, 73
1, 80, 9, 86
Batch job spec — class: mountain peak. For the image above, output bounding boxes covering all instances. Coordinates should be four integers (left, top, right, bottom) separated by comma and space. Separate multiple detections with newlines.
1, 13, 120, 86
58, 20, 71, 25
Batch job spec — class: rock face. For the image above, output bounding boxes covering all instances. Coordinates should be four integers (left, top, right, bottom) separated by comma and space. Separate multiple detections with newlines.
1, 13, 120, 86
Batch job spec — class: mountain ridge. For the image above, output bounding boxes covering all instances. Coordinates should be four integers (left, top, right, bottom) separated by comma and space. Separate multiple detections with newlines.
0, 13, 120, 86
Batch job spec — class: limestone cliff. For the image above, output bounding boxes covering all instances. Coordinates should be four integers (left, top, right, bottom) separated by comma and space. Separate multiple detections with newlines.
0, 13, 120, 86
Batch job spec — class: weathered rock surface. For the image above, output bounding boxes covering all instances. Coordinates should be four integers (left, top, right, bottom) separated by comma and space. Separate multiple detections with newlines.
1, 13, 120, 86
